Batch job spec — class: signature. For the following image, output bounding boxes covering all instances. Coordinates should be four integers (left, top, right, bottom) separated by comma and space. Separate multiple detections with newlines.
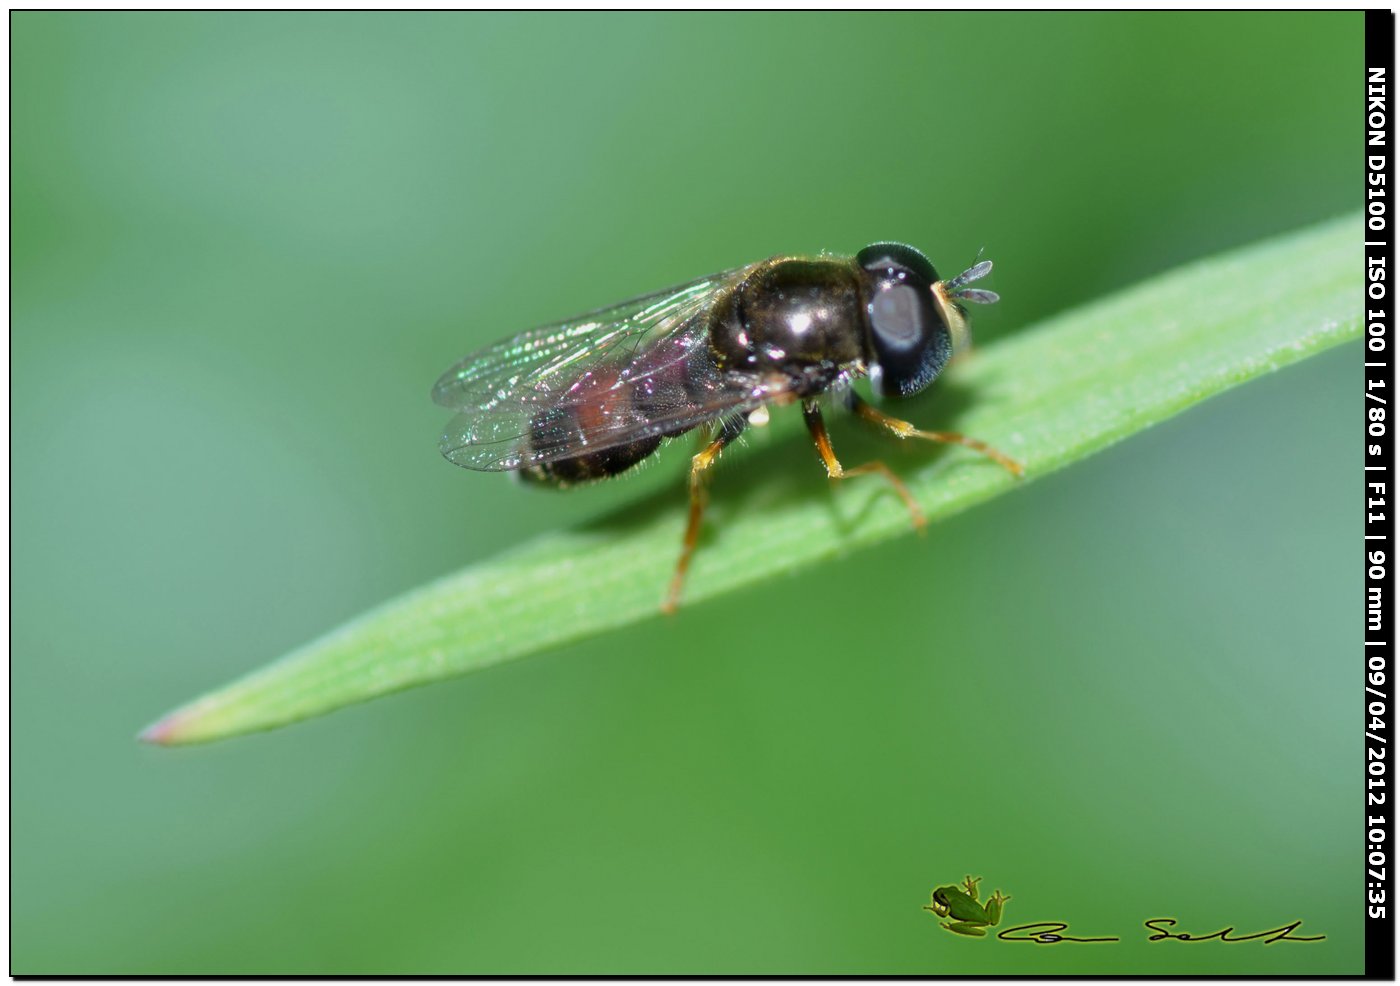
994, 918, 1325, 945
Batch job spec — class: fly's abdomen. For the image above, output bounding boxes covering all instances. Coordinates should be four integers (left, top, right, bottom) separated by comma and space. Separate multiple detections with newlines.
518, 417, 663, 486
517, 356, 699, 487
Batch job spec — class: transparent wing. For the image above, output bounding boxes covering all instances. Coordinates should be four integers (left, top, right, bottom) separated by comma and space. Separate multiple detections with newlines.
432, 266, 772, 471
431, 269, 740, 411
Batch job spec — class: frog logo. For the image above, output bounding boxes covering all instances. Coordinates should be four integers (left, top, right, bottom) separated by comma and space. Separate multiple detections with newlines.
924, 875, 1011, 937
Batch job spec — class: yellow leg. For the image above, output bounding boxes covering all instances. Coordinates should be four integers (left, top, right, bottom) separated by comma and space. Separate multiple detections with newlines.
803, 401, 926, 531
847, 393, 1024, 477
662, 420, 744, 613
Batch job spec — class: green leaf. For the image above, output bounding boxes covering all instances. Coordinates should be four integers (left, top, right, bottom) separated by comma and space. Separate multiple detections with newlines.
142, 213, 1361, 746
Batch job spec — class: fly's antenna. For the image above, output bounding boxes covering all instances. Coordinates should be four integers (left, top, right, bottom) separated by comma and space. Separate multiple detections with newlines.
945, 258, 999, 305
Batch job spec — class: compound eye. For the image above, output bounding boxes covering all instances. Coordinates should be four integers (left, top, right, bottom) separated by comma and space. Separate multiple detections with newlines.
866, 278, 950, 398
856, 242, 939, 284
870, 282, 926, 349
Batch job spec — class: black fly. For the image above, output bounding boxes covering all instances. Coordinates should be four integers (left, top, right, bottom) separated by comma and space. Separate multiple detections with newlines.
433, 243, 1021, 611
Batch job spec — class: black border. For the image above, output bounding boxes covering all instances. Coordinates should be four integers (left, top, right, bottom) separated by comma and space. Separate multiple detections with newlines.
1364, 7, 1396, 981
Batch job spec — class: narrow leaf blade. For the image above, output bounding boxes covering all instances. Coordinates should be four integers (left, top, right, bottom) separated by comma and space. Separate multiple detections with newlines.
143, 213, 1361, 745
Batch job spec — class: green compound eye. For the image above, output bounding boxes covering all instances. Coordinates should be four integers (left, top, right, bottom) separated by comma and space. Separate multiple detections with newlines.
857, 242, 951, 398
856, 242, 940, 284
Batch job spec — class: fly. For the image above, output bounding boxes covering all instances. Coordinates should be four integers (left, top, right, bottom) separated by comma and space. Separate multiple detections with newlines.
432, 242, 1022, 611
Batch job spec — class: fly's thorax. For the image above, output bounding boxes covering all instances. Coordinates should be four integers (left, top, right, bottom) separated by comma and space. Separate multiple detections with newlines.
707, 257, 866, 391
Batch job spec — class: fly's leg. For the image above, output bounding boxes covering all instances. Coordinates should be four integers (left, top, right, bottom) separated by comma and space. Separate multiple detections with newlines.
662, 414, 747, 614
802, 400, 926, 532
845, 392, 1024, 477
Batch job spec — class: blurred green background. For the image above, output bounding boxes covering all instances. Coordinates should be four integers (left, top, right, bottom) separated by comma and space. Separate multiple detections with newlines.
13, 11, 1361, 974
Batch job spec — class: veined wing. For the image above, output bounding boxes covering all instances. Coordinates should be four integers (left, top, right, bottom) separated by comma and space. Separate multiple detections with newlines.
433, 265, 770, 471
432, 268, 743, 411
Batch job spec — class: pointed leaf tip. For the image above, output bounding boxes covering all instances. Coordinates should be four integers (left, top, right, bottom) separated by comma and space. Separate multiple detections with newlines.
137, 716, 176, 745
138, 707, 197, 746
